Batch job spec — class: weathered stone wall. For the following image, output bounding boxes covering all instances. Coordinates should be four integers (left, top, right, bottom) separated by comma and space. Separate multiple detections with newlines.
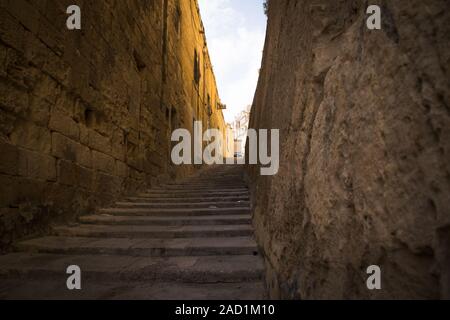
249, 0, 449, 299
0, 0, 226, 250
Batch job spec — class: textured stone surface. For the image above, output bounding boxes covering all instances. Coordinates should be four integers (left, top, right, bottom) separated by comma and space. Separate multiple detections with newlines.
248, 0, 449, 299
0, 0, 227, 250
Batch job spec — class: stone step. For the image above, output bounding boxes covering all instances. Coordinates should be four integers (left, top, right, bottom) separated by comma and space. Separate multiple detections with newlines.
98, 207, 251, 217
146, 188, 249, 193
160, 187, 248, 192
52, 224, 253, 238
181, 182, 245, 186
125, 195, 250, 203
189, 180, 245, 182
138, 191, 249, 198
161, 184, 247, 189
171, 176, 243, 181
0, 278, 265, 300
0, 253, 263, 284
79, 214, 252, 226
0, 165, 261, 300
15, 236, 259, 257
115, 201, 250, 209
189, 178, 244, 181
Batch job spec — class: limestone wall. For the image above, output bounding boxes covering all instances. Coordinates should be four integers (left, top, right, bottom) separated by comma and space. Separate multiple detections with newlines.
0, 0, 226, 250
248, 0, 449, 299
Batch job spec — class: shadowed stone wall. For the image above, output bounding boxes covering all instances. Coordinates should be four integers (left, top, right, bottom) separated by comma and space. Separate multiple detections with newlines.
0, 0, 226, 250
248, 0, 449, 299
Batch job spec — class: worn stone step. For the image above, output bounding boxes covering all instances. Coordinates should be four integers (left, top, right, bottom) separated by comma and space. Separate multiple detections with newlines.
138, 191, 249, 198
0, 278, 265, 300
52, 224, 253, 238
115, 201, 250, 209
146, 188, 249, 193
126, 195, 250, 203
160, 187, 248, 191
186, 177, 242, 180
0, 253, 263, 284
98, 207, 251, 217
1, 164, 261, 300
180, 182, 245, 186
191, 179, 245, 181
15, 236, 259, 257
170, 175, 243, 180
79, 214, 252, 226
162, 184, 247, 189
170, 181, 245, 184
187, 179, 243, 182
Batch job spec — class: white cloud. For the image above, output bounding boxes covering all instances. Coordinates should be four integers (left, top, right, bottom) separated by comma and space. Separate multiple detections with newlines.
198, 0, 266, 123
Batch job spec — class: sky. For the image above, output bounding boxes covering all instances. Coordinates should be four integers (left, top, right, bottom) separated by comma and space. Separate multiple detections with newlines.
198, 0, 267, 123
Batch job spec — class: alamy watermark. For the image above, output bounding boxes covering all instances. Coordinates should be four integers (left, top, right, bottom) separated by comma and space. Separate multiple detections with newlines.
366, 265, 382, 290
66, 265, 81, 290
171, 121, 279, 176
66, 5, 81, 30
366, 5, 382, 30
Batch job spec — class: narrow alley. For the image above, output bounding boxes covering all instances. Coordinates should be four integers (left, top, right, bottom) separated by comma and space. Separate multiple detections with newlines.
0, 0, 449, 303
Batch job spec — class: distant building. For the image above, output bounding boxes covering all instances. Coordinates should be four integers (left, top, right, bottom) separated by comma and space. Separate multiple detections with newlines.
233, 105, 252, 156
225, 123, 234, 158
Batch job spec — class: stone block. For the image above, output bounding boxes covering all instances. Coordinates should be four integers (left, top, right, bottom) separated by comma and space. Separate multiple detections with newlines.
129, 168, 145, 181
92, 150, 115, 174
94, 172, 121, 196
4, 46, 41, 90
52, 132, 92, 168
2, 0, 40, 34
10, 122, 51, 154
88, 129, 111, 154
127, 156, 143, 172
31, 75, 60, 105
0, 9, 26, 52
24, 150, 57, 182
28, 95, 51, 126
57, 160, 78, 187
148, 150, 165, 169
126, 129, 140, 146
0, 174, 48, 207
78, 165, 94, 191
49, 109, 79, 141
79, 125, 89, 145
0, 79, 29, 116
115, 161, 128, 178
0, 141, 20, 175
111, 128, 126, 161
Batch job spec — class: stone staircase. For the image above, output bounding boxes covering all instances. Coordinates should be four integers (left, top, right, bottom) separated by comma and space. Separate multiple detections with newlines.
0, 166, 265, 299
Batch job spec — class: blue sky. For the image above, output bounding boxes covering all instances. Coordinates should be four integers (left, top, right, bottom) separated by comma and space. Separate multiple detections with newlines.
198, 0, 267, 123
